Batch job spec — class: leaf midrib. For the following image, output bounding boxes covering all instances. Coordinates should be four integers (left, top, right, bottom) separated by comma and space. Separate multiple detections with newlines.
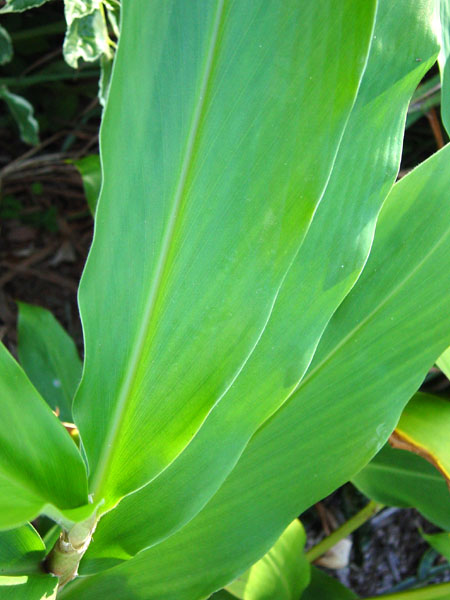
90, 0, 226, 499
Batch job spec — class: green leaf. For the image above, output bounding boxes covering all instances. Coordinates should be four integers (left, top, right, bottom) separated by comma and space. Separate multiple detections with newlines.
73, 154, 101, 215
69, 132, 450, 600
63, 1, 111, 68
436, 346, 450, 376
390, 392, 450, 485
353, 445, 450, 531
17, 303, 82, 423
422, 532, 450, 561
98, 55, 113, 108
0, 0, 50, 13
0, 575, 58, 599
81, 0, 439, 572
301, 567, 357, 600
0, 524, 45, 575
0, 87, 39, 146
439, 0, 450, 134
0, 25, 13, 65
226, 520, 310, 600
74, 0, 376, 510
0, 342, 89, 530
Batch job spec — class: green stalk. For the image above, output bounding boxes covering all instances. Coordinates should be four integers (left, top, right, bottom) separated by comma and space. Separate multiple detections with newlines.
306, 500, 384, 562
364, 582, 450, 600
45, 514, 97, 589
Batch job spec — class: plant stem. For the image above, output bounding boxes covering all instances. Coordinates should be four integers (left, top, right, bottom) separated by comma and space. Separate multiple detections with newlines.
364, 582, 450, 599
306, 500, 384, 562
45, 514, 97, 589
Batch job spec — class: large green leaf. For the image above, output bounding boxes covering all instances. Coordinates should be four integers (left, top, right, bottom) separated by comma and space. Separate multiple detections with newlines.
65, 90, 450, 600
0, 524, 45, 575
81, 0, 439, 571
390, 392, 450, 485
0, 575, 58, 599
0, 342, 89, 530
301, 567, 357, 600
17, 303, 82, 423
74, 0, 376, 509
226, 520, 310, 600
353, 445, 450, 531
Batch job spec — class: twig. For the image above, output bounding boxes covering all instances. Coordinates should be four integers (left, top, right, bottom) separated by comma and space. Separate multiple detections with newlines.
306, 500, 384, 563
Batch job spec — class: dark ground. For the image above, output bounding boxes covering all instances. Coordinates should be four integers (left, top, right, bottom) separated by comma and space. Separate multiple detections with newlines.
0, 8, 449, 598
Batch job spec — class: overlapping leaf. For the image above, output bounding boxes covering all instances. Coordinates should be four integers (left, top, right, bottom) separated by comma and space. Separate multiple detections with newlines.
0, 574, 58, 599
0, 87, 39, 146
226, 520, 310, 600
301, 567, 357, 600
81, 0, 440, 571
18, 303, 82, 422
66, 84, 450, 600
73, 154, 101, 215
390, 393, 450, 485
353, 445, 450, 531
0, 524, 45, 576
0, 343, 89, 530
423, 532, 450, 560
74, 0, 377, 509
0, 25, 13, 65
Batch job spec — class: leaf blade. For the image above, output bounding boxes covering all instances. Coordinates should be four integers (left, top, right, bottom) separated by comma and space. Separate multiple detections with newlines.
72, 132, 450, 600
81, 0, 439, 570
0, 343, 88, 529
17, 303, 82, 422
74, 0, 376, 507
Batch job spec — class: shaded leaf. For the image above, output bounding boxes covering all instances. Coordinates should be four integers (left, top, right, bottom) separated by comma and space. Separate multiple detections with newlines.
390, 392, 450, 486
0, 574, 58, 599
0, 524, 45, 575
422, 532, 450, 561
353, 445, 450, 531
301, 567, 357, 600
98, 54, 113, 108
0, 25, 13, 65
226, 520, 310, 600
73, 154, 101, 214
0, 0, 50, 13
0, 86, 39, 146
17, 303, 82, 422
63, 1, 111, 68
0, 342, 89, 530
